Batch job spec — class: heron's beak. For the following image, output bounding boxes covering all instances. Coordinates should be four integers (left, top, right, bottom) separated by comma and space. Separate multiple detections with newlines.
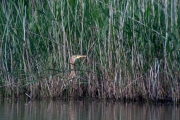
76, 55, 86, 59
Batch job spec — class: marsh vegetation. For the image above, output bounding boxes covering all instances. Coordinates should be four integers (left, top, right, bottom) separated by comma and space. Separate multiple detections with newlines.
0, 0, 180, 102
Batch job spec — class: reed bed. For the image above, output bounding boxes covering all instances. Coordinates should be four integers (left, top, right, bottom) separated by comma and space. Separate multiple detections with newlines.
0, 0, 180, 102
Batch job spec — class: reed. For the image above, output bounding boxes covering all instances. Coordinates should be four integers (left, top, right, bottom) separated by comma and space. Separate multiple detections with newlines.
0, 0, 179, 102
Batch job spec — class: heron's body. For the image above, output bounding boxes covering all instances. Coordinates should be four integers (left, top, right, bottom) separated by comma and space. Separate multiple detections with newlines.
68, 55, 86, 80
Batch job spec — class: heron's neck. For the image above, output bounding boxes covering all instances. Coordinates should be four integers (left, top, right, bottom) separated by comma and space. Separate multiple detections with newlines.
69, 63, 76, 79
70, 63, 75, 70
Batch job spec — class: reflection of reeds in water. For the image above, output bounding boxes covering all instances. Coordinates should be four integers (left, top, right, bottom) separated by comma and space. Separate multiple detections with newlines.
0, 0, 180, 102
1, 100, 180, 120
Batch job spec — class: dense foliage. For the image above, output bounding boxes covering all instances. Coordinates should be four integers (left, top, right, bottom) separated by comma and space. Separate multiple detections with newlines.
0, 0, 180, 102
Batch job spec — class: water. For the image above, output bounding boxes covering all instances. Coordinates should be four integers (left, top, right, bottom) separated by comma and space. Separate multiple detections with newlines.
0, 99, 179, 120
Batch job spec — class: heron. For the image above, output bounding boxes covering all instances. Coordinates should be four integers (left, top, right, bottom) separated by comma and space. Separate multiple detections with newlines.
68, 55, 86, 80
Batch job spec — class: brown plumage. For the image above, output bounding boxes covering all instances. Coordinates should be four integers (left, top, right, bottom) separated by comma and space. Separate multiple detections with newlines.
68, 55, 86, 80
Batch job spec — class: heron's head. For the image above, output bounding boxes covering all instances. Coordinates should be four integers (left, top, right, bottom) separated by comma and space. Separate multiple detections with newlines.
70, 55, 86, 64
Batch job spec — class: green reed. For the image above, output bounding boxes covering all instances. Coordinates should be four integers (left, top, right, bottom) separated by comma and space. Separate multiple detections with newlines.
0, 0, 179, 102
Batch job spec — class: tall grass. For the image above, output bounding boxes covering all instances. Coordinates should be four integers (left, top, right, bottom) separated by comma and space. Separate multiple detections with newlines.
0, 0, 179, 102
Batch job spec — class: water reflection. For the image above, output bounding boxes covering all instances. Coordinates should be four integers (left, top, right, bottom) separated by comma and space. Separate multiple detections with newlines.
0, 99, 179, 120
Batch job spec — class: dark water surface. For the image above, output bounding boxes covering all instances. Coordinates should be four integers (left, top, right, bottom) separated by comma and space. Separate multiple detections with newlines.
0, 99, 179, 120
